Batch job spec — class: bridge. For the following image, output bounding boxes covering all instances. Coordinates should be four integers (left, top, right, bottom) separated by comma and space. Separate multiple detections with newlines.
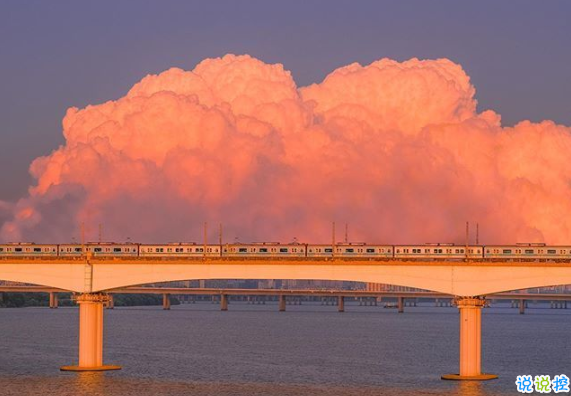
2, 255, 571, 380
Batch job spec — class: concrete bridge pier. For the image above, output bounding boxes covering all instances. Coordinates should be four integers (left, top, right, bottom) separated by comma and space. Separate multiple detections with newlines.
278, 295, 286, 312
60, 293, 120, 372
397, 297, 404, 313
519, 299, 525, 314
49, 292, 58, 309
442, 297, 497, 381
338, 296, 345, 313
220, 294, 228, 311
162, 294, 171, 310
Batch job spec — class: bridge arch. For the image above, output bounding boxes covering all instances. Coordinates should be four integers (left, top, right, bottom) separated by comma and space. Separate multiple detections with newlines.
1, 259, 571, 296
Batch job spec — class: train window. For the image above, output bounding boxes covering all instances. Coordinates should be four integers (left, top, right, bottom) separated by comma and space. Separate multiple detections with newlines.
455, 249, 459, 254
207, 248, 212, 253
548, 249, 556, 254
15, 248, 22, 252
0, 248, 3, 252
396, 249, 400, 253
197, 248, 204, 252
239, 248, 247, 253
34, 248, 41, 252
346, 248, 354, 253
114, 248, 121, 252
94, 248, 102, 252
325, 248, 332, 253
279, 248, 288, 253
366, 248, 375, 253
75, 248, 82, 252
525, 249, 534, 254
260, 248, 268, 253
503, 249, 512, 254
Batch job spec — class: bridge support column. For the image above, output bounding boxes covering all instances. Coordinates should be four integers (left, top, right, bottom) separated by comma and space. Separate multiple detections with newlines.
519, 299, 525, 315
220, 294, 228, 311
338, 296, 345, 313
163, 294, 171, 310
49, 292, 58, 309
278, 295, 286, 312
397, 297, 404, 313
107, 295, 114, 309
442, 297, 497, 381
60, 293, 120, 372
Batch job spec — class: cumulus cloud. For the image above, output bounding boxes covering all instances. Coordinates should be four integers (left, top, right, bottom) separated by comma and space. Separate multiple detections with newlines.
2, 54, 570, 244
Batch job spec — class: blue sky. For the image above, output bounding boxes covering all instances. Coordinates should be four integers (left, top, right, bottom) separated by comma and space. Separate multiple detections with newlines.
1, 1, 570, 200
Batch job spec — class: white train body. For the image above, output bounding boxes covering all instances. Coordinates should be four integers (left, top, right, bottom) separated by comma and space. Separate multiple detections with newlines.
58, 243, 138, 257
1, 241, 569, 262
0, 243, 58, 256
139, 243, 220, 257
484, 245, 571, 261
307, 244, 393, 258
394, 245, 483, 260
223, 243, 306, 257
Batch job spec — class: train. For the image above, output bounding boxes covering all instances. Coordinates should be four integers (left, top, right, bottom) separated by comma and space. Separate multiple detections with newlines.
0, 241, 567, 261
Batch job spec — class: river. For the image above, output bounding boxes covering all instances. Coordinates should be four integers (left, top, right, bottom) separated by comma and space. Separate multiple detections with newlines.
0, 301, 569, 395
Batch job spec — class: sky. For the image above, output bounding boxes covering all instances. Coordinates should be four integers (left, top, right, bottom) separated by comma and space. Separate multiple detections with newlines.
1, 1, 570, 202
1, 1, 571, 245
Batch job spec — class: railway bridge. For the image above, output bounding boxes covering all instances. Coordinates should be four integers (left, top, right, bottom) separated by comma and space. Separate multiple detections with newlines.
1, 256, 571, 380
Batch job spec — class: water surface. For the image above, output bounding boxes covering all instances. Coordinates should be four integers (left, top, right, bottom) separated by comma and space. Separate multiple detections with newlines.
0, 301, 569, 395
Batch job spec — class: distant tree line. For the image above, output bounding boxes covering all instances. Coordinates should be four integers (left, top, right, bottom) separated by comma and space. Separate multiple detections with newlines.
0, 293, 180, 308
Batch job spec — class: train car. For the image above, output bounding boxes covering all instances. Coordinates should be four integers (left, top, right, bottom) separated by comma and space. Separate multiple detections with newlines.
139, 243, 220, 257
306, 244, 393, 258
223, 243, 306, 257
484, 244, 571, 261
394, 244, 484, 260
58, 243, 139, 256
306, 244, 333, 257
87, 243, 139, 257
0, 243, 58, 256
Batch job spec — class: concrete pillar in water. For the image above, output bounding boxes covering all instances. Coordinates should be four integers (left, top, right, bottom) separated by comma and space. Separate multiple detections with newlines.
220, 294, 228, 311
519, 299, 525, 315
338, 296, 345, 313
442, 297, 497, 381
398, 297, 404, 313
60, 293, 121, 372
163, 294, 171, 310
278, 295, 286, 312
49, 292, 58, 309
